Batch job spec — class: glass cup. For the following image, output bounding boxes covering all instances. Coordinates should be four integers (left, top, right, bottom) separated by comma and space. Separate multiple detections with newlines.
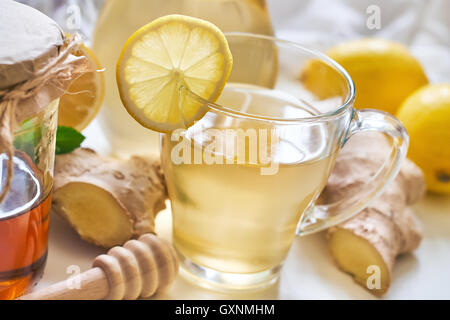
0, 99, 58, 299
161, 34, 408, 290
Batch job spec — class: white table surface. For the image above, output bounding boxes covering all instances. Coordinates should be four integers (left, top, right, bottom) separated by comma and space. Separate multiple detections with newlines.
32, 121, 450, 300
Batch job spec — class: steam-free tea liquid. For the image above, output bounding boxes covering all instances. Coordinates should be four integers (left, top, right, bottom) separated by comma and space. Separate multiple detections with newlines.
162, 84, 337, 275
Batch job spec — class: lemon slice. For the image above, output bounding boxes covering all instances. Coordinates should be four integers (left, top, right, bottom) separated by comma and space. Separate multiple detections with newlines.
116, 14, 233, 133
58, 43, 105, 131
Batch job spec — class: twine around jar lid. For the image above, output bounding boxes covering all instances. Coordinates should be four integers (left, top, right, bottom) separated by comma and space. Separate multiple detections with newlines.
0, 0, 90, 202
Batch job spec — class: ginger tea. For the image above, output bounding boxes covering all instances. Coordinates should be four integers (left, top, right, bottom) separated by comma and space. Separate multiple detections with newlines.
162, 84, 337, 275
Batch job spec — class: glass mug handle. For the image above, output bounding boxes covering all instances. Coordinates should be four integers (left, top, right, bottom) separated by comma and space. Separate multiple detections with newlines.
297, 108, 409, 236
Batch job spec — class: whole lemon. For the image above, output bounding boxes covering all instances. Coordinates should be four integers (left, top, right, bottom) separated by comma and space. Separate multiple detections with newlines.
301, 38, 428, 114
397, 84, 450, 194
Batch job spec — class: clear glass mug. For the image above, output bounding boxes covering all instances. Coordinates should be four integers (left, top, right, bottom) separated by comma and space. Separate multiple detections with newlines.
0, 99, 58, 299
161, 34, 408, 290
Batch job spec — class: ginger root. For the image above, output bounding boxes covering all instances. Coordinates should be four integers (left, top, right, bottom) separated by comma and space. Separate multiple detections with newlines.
322, 133, 425, 295
53, 148, 167, 248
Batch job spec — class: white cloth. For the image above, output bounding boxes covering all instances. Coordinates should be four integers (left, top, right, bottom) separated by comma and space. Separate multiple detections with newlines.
267, 0, 450, 82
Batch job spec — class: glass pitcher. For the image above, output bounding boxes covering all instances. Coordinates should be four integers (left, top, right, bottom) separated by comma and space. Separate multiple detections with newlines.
92, 0, 274, 158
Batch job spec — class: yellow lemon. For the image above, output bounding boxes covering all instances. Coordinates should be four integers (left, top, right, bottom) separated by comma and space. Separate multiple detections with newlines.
397, 84, 450, 194
301, 38, 428, 114
116, 15, 233, 133
58, 43, 105, 131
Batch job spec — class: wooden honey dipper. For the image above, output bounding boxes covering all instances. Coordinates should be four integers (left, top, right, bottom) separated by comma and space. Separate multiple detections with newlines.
19, 234, 179, 300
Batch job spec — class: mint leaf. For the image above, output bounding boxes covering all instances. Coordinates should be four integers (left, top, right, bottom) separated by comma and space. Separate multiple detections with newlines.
55, 126, 85, 154
14, 119, 42, 160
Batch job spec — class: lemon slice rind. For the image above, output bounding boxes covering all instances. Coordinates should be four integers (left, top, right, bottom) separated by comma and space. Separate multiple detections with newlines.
116, 14, 233, 133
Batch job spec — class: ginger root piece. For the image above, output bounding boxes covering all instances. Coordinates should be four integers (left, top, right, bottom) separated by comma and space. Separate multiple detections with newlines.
322, 133, 425, 296
53, 148, 167, 248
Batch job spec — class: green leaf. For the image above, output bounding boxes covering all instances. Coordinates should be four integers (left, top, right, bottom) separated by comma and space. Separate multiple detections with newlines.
13, 119, 42, 160
55, 126, 85, 155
